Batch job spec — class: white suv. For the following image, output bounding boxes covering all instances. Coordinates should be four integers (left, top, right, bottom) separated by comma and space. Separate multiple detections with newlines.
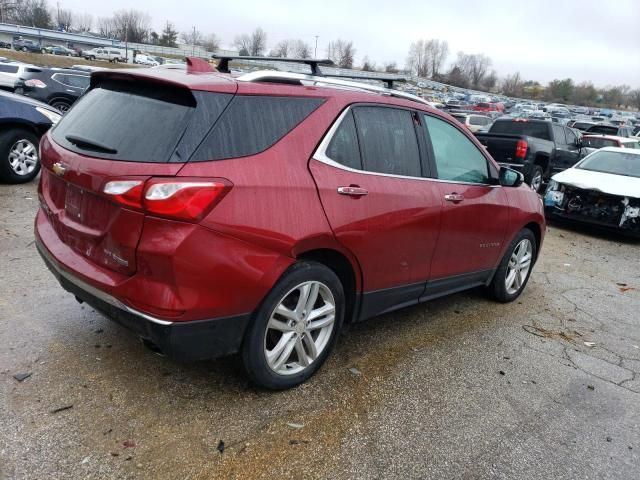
133, 54, 159, 67
83, 48, 125, 63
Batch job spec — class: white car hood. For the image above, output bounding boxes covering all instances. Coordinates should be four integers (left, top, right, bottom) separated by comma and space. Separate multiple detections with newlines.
553, 168, 640, 198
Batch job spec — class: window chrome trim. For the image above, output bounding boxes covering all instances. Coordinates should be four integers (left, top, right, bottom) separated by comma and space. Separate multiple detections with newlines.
312, 106, 500, 187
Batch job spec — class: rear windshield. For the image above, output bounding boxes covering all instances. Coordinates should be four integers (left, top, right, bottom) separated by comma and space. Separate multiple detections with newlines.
52, 81, 198, 162
489, 121, 551, 140
582, 137, 617, 148
578, 151, 640, 178
587, 125, 618, 135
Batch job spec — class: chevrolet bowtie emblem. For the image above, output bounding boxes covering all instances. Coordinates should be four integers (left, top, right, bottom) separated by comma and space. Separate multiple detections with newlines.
52, 162, 67, 176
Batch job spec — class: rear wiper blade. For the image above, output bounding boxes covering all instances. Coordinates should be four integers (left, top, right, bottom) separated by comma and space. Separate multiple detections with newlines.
65, 134, 117, 154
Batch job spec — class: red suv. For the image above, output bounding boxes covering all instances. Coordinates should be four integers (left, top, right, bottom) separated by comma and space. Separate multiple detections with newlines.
35, 65, 545, 389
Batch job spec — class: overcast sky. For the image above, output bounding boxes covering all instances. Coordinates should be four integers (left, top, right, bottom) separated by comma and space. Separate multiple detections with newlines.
61, 0, 640, 87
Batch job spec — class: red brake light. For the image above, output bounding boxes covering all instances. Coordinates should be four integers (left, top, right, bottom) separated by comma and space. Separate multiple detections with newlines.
144, 180, 231, 221
515, 140, 528, 159
103, 178, 232, 221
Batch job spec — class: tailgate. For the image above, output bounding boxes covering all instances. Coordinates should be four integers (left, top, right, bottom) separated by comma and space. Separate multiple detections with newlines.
38, 136, 182, 276
476, 134, 524, 164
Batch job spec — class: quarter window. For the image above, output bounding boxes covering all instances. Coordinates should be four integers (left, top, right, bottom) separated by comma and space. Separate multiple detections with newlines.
193, 96, 324, 161
423, 115, 490, 184
326, 110, 362, 170
352, 106, 421, 177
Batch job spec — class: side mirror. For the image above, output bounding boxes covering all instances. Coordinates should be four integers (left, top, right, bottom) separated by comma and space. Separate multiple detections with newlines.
575, 138, 582, 148
499, 167, 524, 187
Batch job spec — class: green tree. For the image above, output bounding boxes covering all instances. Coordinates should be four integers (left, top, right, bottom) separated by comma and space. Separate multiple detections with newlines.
159, 21, 178, 47
546, 78, 574, 102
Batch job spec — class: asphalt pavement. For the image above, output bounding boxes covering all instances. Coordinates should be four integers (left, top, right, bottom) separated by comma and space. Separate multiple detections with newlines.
1, 181, 639, 479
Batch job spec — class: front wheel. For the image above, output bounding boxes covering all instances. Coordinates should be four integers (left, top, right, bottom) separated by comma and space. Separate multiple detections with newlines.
0, 129, 41, 184
50, 99, 71, 114
241, 261, 344, 390
486, 228, 537, 303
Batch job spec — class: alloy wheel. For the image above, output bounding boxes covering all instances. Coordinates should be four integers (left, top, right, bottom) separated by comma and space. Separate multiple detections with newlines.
264, 281, 336, 376
505, 239, 533, 295
8, 139, 38, 176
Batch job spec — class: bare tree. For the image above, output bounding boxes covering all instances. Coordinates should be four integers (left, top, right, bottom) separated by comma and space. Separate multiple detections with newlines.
429, 39, 449, 78
292, 40, 311, 58
110, 10, 151, 43
406, 40, 429, 77
202, 33, 220, 52
630, 90, 640, 109
180, 28, 203, 46
482, 69, 498, 91
501, 72, 523, 97
361, 56, 375, 71
453, 52, 492, 89
56, 8, 72, 30
97, 17, 116, 38
270, 39, 292, 58
14, 0, 52, 29
250, 27, 267, 56
74, 12, 93, 32
234, 34, 251, 56
385, 62, 399, 74
327, 39, 355, 68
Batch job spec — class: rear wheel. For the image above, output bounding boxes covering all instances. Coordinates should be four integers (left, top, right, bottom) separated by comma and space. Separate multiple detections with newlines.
486, 228, 537, 303
50, 99, 71, 113
241, 261, 344, 390
528, 165, 544, 192
0, 129, 41, 184
21, 47, 28, 52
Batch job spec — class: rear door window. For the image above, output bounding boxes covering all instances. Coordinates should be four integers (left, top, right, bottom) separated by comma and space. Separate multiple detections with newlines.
489, 121, 551, 140
192, 96, 323, 161
352, 106, 421, 177
552, 124, 567, 145
0, 65, 19, 73
52, 81, 202, 162
423, 114, 490, 184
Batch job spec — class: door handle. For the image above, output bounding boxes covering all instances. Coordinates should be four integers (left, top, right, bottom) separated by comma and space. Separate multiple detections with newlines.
338, 186, 368, 197
444, 193, 464, 203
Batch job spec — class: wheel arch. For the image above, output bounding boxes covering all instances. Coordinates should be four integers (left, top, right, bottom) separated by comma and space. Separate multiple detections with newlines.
296, 247, 361, 323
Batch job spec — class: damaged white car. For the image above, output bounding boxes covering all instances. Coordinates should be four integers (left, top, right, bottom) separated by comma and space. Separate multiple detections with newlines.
544, 147, 640, 236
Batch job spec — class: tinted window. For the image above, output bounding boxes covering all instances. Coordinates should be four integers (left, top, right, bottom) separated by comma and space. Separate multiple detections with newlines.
469, 116, 489, 126
552, 124, 567, 144
587, 125, 618, 135
423, 114, 489, 184
326, 111, 362, 170
353, 107, 421, 177
52, 81, 198, 162
52, 73, 89, 89
489, 121, 551, 140
193, 96, 323, 161
0, 65, 19, 73
565, 128, 578, 145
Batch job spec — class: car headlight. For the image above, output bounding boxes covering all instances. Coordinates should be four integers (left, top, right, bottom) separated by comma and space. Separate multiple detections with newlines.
35, 107, 62, 125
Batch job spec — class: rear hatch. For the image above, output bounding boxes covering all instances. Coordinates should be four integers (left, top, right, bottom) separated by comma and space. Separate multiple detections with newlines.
39, 73, 236, 275
476, 133, 527, 164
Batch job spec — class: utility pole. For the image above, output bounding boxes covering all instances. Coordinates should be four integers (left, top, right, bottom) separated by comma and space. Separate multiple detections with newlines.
314, 35, 318, 58
192, 26, 195, 55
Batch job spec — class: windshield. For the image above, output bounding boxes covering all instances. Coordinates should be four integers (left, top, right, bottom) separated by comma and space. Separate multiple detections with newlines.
582, 137, 617, 148
578, 150, 640, 178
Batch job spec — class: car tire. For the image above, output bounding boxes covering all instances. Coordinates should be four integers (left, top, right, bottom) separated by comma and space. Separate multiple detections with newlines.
486, 228, 537, 303
50, 99, 71, 114
21, 47, 28, 52
0, 129, 41, 184
527, 165, 544, 192
241, 261, 344, 390
41, 48, 46, 54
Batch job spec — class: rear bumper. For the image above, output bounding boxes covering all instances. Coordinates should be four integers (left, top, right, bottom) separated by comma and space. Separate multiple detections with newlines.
37, 238, 251, 362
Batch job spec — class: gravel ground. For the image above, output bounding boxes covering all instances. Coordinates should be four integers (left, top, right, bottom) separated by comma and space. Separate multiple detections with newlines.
1, 181, 639, 479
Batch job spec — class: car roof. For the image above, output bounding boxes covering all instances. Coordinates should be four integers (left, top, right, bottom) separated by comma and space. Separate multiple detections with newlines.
90, 68, 445, 113
596, 146, 640, 155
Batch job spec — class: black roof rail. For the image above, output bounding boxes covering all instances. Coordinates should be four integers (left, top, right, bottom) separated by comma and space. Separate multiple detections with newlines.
211, 55, 334, 75
323, 74, 406, 89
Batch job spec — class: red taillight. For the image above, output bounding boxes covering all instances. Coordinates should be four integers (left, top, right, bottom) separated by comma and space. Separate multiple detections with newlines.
25, 79, 47, 88
103, 178, 232, 222
515, 140, 528, 159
